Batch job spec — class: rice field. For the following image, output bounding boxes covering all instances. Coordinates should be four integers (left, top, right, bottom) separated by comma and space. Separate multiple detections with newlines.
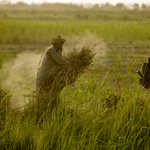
1, 9, 150, 149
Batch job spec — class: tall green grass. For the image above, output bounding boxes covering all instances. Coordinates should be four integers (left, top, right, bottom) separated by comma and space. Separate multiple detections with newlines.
0, 19, 150, 45
1, 52, 150, 149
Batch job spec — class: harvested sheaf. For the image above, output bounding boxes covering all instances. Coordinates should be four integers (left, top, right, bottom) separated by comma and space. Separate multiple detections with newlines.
40, 47, 95, 94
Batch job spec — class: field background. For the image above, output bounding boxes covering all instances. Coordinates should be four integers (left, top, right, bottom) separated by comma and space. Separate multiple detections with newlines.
1, 3, 150, 149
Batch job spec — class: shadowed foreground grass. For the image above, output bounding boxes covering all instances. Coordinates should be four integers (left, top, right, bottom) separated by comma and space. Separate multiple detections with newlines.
1, 65, 150, 150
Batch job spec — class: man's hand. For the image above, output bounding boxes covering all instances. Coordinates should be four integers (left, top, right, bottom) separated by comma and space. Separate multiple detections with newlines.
136, 71, 143, 78
71, 64, 79, 73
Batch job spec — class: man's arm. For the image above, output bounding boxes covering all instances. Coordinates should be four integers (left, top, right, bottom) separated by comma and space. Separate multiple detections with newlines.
47, 48, 70, 65
47, 47, 79, 72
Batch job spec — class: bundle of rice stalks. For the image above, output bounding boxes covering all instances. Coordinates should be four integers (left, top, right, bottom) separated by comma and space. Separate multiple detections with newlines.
40, 47, 95, 94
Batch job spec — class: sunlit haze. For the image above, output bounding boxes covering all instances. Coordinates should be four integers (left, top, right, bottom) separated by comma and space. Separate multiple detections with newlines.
8, 0, 150, 5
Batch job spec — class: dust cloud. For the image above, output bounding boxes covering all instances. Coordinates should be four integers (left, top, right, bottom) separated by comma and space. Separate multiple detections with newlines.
0, 51, 42, 109
64, 31, 108, 65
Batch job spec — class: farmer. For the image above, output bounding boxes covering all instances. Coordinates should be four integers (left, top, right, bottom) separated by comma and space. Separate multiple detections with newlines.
36, 35, 75, 115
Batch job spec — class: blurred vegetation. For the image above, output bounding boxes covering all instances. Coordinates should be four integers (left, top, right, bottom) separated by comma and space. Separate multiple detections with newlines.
0, 2, 150, 21
0, 1, 150, 11
0, 19, 150, 46
1, 10, 150, 21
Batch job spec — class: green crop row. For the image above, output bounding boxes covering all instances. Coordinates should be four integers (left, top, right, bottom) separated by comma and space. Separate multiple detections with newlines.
0, 19, 150, 45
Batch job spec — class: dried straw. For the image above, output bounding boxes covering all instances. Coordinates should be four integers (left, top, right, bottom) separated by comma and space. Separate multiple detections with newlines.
39, 47, 95, 94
